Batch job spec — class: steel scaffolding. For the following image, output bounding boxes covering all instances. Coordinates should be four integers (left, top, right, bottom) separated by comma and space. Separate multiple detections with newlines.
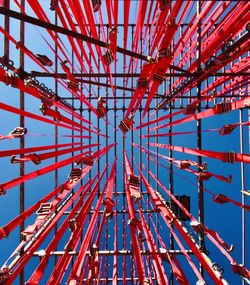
0, 1, 249, 284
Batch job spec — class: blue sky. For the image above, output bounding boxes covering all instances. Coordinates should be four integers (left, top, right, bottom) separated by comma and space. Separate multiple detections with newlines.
0, 1, 249, 284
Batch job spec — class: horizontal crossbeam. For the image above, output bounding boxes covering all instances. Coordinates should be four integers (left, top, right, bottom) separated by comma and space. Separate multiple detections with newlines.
30, 71, 250, 78
33, 249, 194, 257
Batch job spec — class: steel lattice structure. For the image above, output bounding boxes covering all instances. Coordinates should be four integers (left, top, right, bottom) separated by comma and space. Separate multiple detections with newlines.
0, 0, 249, 284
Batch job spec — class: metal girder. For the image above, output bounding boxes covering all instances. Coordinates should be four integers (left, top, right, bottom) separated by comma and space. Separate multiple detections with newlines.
30, 72, 188, 78
0, 7, 190, 73
29, 71, 250, 78
63, 209, 165, 215
69, 78, 164, 97
0, 7, 144, 60
63, 95, 247, 100
33, 249, 194, 256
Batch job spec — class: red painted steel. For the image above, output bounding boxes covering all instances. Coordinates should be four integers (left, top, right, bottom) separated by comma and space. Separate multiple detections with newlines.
0, 1, 249, 284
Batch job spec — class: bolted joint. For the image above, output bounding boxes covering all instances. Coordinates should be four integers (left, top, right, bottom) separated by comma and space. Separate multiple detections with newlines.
190, 221, 205, 235
0, 227, 9, 239
231, 263, 250, 278
69, 219, 78, 232
89, 243, 99, 257
0, 187, 6, 196
0, 266, 13, 284
212, 262, 224, 274
127, 218, 141, 228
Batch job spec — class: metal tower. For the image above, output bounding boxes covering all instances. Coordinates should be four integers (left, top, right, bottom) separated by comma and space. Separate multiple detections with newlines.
0, 1, 249, 284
